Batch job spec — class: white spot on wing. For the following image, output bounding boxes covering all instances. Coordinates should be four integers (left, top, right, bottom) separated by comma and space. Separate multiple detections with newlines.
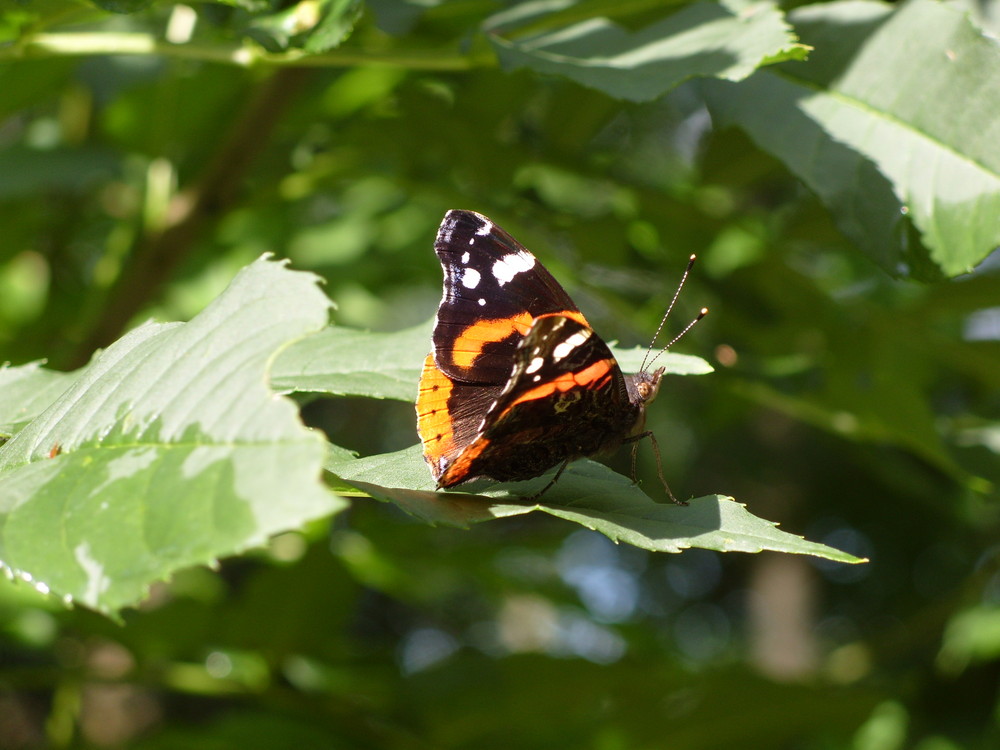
525, 357, 545, 374
552, 329, 592, 360
461, 251, 470, 264
492, 251, 535, 286
476, 220, 494, 236
462, 268, 481, 289
478, 298, 486, 306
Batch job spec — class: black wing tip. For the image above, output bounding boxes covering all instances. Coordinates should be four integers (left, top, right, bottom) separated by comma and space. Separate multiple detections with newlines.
440, 209, 488, 233
436, 209, 498, 254
443, 208, 487, 222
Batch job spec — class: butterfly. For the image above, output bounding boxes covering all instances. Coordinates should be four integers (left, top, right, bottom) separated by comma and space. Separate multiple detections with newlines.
416, 209, 703, 501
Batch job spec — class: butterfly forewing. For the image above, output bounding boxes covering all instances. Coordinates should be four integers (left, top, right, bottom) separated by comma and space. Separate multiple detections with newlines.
432, 210, 587, 384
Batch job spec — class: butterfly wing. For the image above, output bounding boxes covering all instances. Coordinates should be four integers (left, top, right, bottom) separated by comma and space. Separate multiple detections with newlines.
416, 353, 503, 482
432, 209, 588, 384
436, 314, 641, 487
419, 210, 593, 483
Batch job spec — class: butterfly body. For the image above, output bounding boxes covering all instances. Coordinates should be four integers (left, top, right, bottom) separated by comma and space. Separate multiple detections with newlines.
417, 209, 666, 493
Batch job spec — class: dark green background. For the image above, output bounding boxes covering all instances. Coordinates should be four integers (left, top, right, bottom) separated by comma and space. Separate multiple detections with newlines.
1, 0, 998, 747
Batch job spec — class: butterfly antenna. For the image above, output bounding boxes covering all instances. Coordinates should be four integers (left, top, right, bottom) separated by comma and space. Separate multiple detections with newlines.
645, 306, 709, 371
640, 254, 698, 373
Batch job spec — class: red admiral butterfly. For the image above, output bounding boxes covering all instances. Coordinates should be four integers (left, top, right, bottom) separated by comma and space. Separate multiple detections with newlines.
416, 209, 704, 502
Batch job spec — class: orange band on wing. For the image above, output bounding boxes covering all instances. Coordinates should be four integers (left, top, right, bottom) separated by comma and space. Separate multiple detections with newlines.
451, 312, 533, 369
416, 354, 457, 478
451, 310, 589, 370
506, 358, 613, 411
438, 437, 491, 488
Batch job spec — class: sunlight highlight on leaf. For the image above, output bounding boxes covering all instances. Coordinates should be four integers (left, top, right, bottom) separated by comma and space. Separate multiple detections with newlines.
0, 257, 344, 614
704, 0, 1000, 277
488, 0, 804, 101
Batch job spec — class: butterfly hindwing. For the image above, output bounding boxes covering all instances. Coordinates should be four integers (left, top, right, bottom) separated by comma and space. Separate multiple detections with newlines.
435, 315, 642, 487
416, 354, 503, 482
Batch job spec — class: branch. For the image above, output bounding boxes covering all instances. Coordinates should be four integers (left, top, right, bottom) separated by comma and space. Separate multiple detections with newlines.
66, 68, 312, 368
1, 32, 486, 71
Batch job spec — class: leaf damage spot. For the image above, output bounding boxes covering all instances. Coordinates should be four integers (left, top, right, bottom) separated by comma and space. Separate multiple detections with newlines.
74, 541, 110, 609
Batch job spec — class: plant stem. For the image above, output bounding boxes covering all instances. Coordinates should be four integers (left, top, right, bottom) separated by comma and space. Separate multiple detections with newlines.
2, 32, 487, 71
66, 68, 313, 367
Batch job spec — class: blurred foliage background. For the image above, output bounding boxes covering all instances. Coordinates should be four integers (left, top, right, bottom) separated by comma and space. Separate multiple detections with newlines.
1, 0, 999, 747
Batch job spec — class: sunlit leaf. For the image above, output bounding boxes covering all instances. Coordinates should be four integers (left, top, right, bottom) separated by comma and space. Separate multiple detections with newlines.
704, 0, 1000, 278
243, 0, 362, 52
0, 257, 344, 614
488, 0, 804, 102
0, 362, 80, 438
304, 0, 363, 52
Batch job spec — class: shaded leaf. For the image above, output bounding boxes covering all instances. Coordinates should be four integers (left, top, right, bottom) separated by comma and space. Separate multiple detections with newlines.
87, 0, 153, 12
404, 656, 884, 748
272, 322, 430, 401
327, 444, 864, 563
0, 257, 344, 614
488, 0, 804, 102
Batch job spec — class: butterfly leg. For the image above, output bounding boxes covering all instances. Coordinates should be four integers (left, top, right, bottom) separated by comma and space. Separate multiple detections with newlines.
524, 459, 571, 502
628, 440, 641, 485
624, 431, 686, 505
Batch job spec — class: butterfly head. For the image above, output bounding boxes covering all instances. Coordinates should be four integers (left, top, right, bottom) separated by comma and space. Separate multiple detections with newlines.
627, 366, 664, 408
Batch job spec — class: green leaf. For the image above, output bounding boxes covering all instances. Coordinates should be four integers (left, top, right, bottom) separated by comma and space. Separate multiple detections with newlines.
612, 346, 714, 377
272, 322, 430, 401
271, 320, 713, 402
0, 362, 80, 438
488, 0, 804, 102
243, 0, 362, 53
704, 0, 1000, 278
327, 444, 864, 563
303, 0, 363, 53
938, 604, 1000, 673
0, 257, 345, 615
